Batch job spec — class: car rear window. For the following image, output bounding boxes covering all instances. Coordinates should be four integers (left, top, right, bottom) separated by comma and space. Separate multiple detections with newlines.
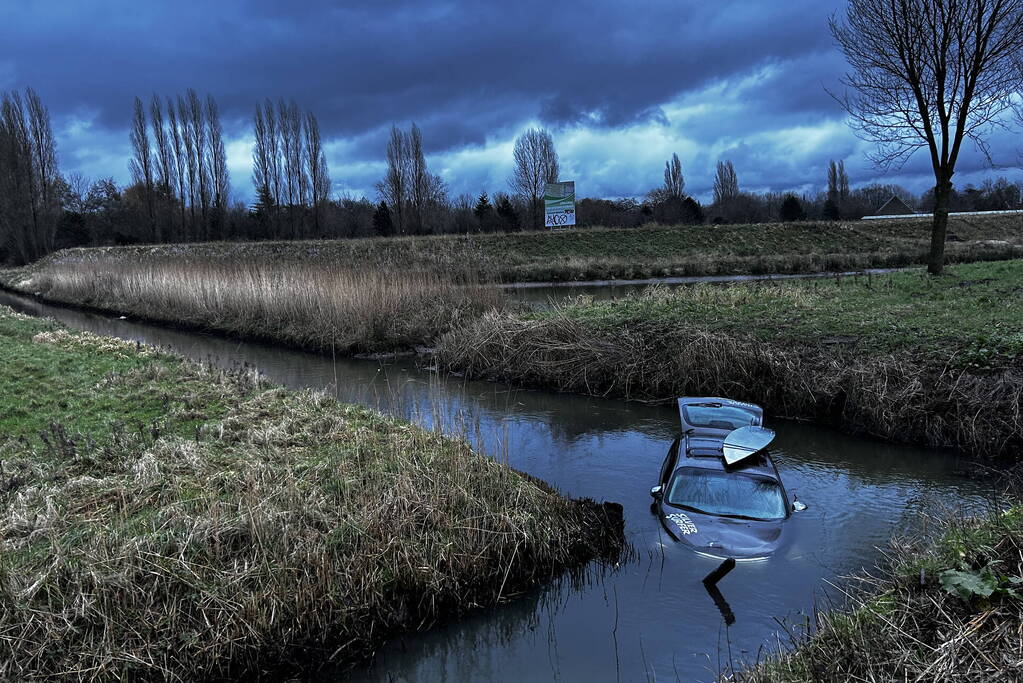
682, 404, 758, 430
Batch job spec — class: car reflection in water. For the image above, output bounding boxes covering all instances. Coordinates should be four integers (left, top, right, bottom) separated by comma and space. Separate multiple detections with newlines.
650, 398, 806, 562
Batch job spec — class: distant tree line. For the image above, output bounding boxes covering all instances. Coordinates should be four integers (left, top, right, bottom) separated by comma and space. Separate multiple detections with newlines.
3, 89, 1023, 267
252, 98, 331, 238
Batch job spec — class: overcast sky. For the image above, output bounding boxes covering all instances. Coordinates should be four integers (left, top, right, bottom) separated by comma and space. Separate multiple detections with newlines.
2, 0, 1020, 205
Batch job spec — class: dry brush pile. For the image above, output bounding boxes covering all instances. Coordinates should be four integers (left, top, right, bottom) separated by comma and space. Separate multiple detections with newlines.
0, 323, 623, 680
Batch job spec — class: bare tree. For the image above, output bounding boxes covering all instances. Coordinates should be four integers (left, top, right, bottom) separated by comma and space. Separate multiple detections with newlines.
510, 128, 559, 229
129, 96, 156, 241
378, 125, 409, 234
25, 89, 60, 256
264, 100, 282, 225
150, 95, 174, 242
663, 152, 685, 199
278, 99, 301, 236
177, 95, 197, 238
304, 110, 331, 235
713, 160, 739, 204
167, 99, 187, 236
186, 90, 209, 240
206, 95, 229, 238
252, 105, 274, 220
831, 0, 1023, 274
409, 123, 428, 234
827, 159, 851, 204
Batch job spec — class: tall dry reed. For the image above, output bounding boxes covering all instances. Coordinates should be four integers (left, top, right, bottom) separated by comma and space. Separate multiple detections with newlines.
24, 257, 503, 352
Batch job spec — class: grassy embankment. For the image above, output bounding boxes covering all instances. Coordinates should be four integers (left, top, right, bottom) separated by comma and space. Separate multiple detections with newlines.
727, 506, 1023, 682
437, 259, 1023, 458
1, 214, 1019, 356
5, 212, 1023, 285
0, 306, 623, 680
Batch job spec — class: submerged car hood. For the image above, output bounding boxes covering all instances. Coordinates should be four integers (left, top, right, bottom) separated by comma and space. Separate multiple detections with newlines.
662, 508, 784, 560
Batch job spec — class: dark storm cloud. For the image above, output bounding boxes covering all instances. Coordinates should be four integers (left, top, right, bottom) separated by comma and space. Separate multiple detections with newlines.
1, 0, 1018, 200
2, 1, 841, 131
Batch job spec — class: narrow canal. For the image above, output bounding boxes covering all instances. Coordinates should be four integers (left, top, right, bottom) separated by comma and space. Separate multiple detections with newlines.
0, 289, 996, 682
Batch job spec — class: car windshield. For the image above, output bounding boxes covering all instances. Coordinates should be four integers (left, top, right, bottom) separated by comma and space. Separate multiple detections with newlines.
666, 468, 786, 520
682, 404, 758, 430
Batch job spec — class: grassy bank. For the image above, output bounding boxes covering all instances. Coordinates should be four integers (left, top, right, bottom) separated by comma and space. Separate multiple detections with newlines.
5, 212, 1023, 285
0, 306, 623, 680
727, 505, 1023, 682
437, 260, 1023, 457
3, 258, 502, 354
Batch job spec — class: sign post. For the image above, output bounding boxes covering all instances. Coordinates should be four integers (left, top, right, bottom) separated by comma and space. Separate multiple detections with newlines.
544, 181, 576, 228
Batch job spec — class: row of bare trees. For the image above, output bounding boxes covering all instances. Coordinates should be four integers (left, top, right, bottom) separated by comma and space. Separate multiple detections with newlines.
0, 88, 60, 264
252, 99, 331, 238
374, 124, 448, 235
375, 124, 561, 234
129, 89, 229, 243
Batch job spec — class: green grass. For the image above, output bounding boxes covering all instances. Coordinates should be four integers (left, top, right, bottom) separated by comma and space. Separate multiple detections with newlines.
729, 505, 1023, 682
0, 312, 235, 442
541, 260, 1023, 367
0, 306, 623, 681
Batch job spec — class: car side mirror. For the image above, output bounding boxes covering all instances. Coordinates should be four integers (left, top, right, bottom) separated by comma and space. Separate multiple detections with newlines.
793, 500, 807, 512
650, 485, 663, 500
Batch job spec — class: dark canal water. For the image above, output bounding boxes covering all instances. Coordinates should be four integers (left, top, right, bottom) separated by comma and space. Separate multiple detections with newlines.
0, 289, 995, 683
502, 268, 902, 307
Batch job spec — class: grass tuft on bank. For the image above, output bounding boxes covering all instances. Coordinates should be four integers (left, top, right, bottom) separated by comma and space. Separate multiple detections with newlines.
437, 260, 1023, 457
0, 306, 623, 681
727, 506, 1023, 682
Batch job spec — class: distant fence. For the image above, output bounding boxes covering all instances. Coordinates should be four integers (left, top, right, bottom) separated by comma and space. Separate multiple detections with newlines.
862, 209, 1023, 220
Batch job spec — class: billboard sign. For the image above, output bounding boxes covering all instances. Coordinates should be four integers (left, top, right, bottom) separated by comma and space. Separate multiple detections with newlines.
544, 181, 576, 227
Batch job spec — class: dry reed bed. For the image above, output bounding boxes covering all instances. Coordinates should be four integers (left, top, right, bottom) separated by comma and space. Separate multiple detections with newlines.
725, 507, 1023, 682
436, 309, 1023, 458
15, 257, 503, 353
0, 321, 623, 680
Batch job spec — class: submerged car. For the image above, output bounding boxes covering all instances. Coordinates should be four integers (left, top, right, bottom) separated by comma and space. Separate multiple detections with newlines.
650, 398, 805, 561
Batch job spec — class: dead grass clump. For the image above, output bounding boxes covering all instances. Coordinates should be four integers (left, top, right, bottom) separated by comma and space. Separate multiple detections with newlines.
21, 257, 504, 353
436, 311, 1023, 457
0, 381, 623, 680
726, 507, 1023, 682
32, 328, 164, 360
